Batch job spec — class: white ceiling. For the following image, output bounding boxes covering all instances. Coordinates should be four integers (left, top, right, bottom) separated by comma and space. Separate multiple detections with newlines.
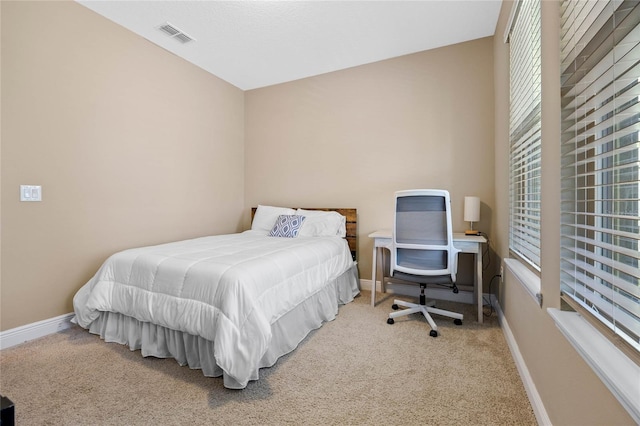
77, 0, 501, 90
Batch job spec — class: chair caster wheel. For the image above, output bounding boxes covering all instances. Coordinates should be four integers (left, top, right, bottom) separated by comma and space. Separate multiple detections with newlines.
392, 304, 399, 310
387, 318, 395, 325
429, 330, 438, 337
454, 319, 462, 326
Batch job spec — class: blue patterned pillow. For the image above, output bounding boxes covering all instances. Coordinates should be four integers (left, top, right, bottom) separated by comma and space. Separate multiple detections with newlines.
269, 215, 306, 238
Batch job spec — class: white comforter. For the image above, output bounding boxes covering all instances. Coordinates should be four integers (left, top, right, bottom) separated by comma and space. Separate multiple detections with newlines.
73, 230, 354, 387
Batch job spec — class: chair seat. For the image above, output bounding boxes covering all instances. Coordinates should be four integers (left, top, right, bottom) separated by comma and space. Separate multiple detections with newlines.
391, 271, 453, 285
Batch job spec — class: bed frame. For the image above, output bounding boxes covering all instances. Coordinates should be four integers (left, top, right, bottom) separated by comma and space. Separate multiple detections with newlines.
251, 207, 357, 261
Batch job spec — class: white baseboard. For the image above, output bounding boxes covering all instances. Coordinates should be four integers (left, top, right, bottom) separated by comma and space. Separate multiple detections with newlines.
0, 312, 75, 350
359, 278, 377, 292
494, 297, 552, 426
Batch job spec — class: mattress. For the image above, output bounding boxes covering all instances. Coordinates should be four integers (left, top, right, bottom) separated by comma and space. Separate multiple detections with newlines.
72, 230, 359, 388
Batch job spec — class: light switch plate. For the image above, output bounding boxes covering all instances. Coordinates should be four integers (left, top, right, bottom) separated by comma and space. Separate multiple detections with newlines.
20, 185, 42, 202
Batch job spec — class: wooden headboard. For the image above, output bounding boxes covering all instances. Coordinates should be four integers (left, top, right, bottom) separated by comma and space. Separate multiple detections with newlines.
251, 207, 357, 261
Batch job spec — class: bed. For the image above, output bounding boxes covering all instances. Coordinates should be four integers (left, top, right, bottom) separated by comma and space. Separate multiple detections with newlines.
72, 206, 359, 389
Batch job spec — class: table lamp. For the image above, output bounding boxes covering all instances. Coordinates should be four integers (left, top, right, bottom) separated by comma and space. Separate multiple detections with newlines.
464, 196, 481, 235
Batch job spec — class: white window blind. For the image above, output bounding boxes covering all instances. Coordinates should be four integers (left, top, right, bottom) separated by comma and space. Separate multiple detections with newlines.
561, 0, 640, 352
508, 0, 542, 271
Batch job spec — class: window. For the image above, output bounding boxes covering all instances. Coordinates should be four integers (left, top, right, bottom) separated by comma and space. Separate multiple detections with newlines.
560, 0, 640, 352
508, 0, 542, 271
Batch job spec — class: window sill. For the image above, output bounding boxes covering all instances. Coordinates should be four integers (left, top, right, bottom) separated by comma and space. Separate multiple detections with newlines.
548, 308, 640, 423
504, 258, 542, 307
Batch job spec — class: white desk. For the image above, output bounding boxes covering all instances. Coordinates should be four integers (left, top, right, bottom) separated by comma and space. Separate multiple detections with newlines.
369, 230, 487, 323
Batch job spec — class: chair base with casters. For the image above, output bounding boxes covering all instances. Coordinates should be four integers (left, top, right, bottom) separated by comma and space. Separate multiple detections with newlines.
386, 283, 463, 337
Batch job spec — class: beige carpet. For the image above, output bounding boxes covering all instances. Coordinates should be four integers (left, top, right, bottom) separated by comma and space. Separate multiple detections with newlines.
0, 291, 536, 425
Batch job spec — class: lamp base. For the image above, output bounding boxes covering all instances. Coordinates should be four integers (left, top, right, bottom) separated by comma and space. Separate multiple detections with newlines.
465, 229, 481, 236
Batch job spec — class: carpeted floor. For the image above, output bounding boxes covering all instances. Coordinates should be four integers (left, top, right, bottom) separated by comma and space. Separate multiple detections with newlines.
0, 290, 536, 425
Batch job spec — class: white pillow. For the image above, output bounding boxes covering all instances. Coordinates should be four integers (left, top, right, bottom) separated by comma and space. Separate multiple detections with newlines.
252, 205, 296, 234
296, 209, 346, 237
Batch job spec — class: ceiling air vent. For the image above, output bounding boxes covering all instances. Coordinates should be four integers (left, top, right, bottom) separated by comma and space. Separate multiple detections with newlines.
158, 22, 195, 44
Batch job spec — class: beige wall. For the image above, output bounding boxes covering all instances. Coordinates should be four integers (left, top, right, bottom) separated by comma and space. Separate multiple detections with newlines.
245, 37, 496, 285
0, 1, 245, 331
494, 1, 634, 424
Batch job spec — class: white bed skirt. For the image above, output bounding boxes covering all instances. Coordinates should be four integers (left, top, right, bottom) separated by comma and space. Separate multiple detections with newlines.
86, 264, 360, 389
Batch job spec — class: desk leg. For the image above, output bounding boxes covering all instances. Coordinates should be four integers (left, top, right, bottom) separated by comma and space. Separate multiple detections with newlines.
476, 249, 483, 324
371, 246, 377, 307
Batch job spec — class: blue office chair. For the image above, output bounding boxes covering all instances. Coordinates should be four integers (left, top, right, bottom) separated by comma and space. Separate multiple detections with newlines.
386, 189, 463, 337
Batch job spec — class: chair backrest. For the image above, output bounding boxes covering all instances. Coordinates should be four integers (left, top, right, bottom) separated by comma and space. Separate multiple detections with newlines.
391, 189, 460, 282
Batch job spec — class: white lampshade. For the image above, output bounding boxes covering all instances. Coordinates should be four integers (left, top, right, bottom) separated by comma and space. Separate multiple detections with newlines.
464, 196, 481, 223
